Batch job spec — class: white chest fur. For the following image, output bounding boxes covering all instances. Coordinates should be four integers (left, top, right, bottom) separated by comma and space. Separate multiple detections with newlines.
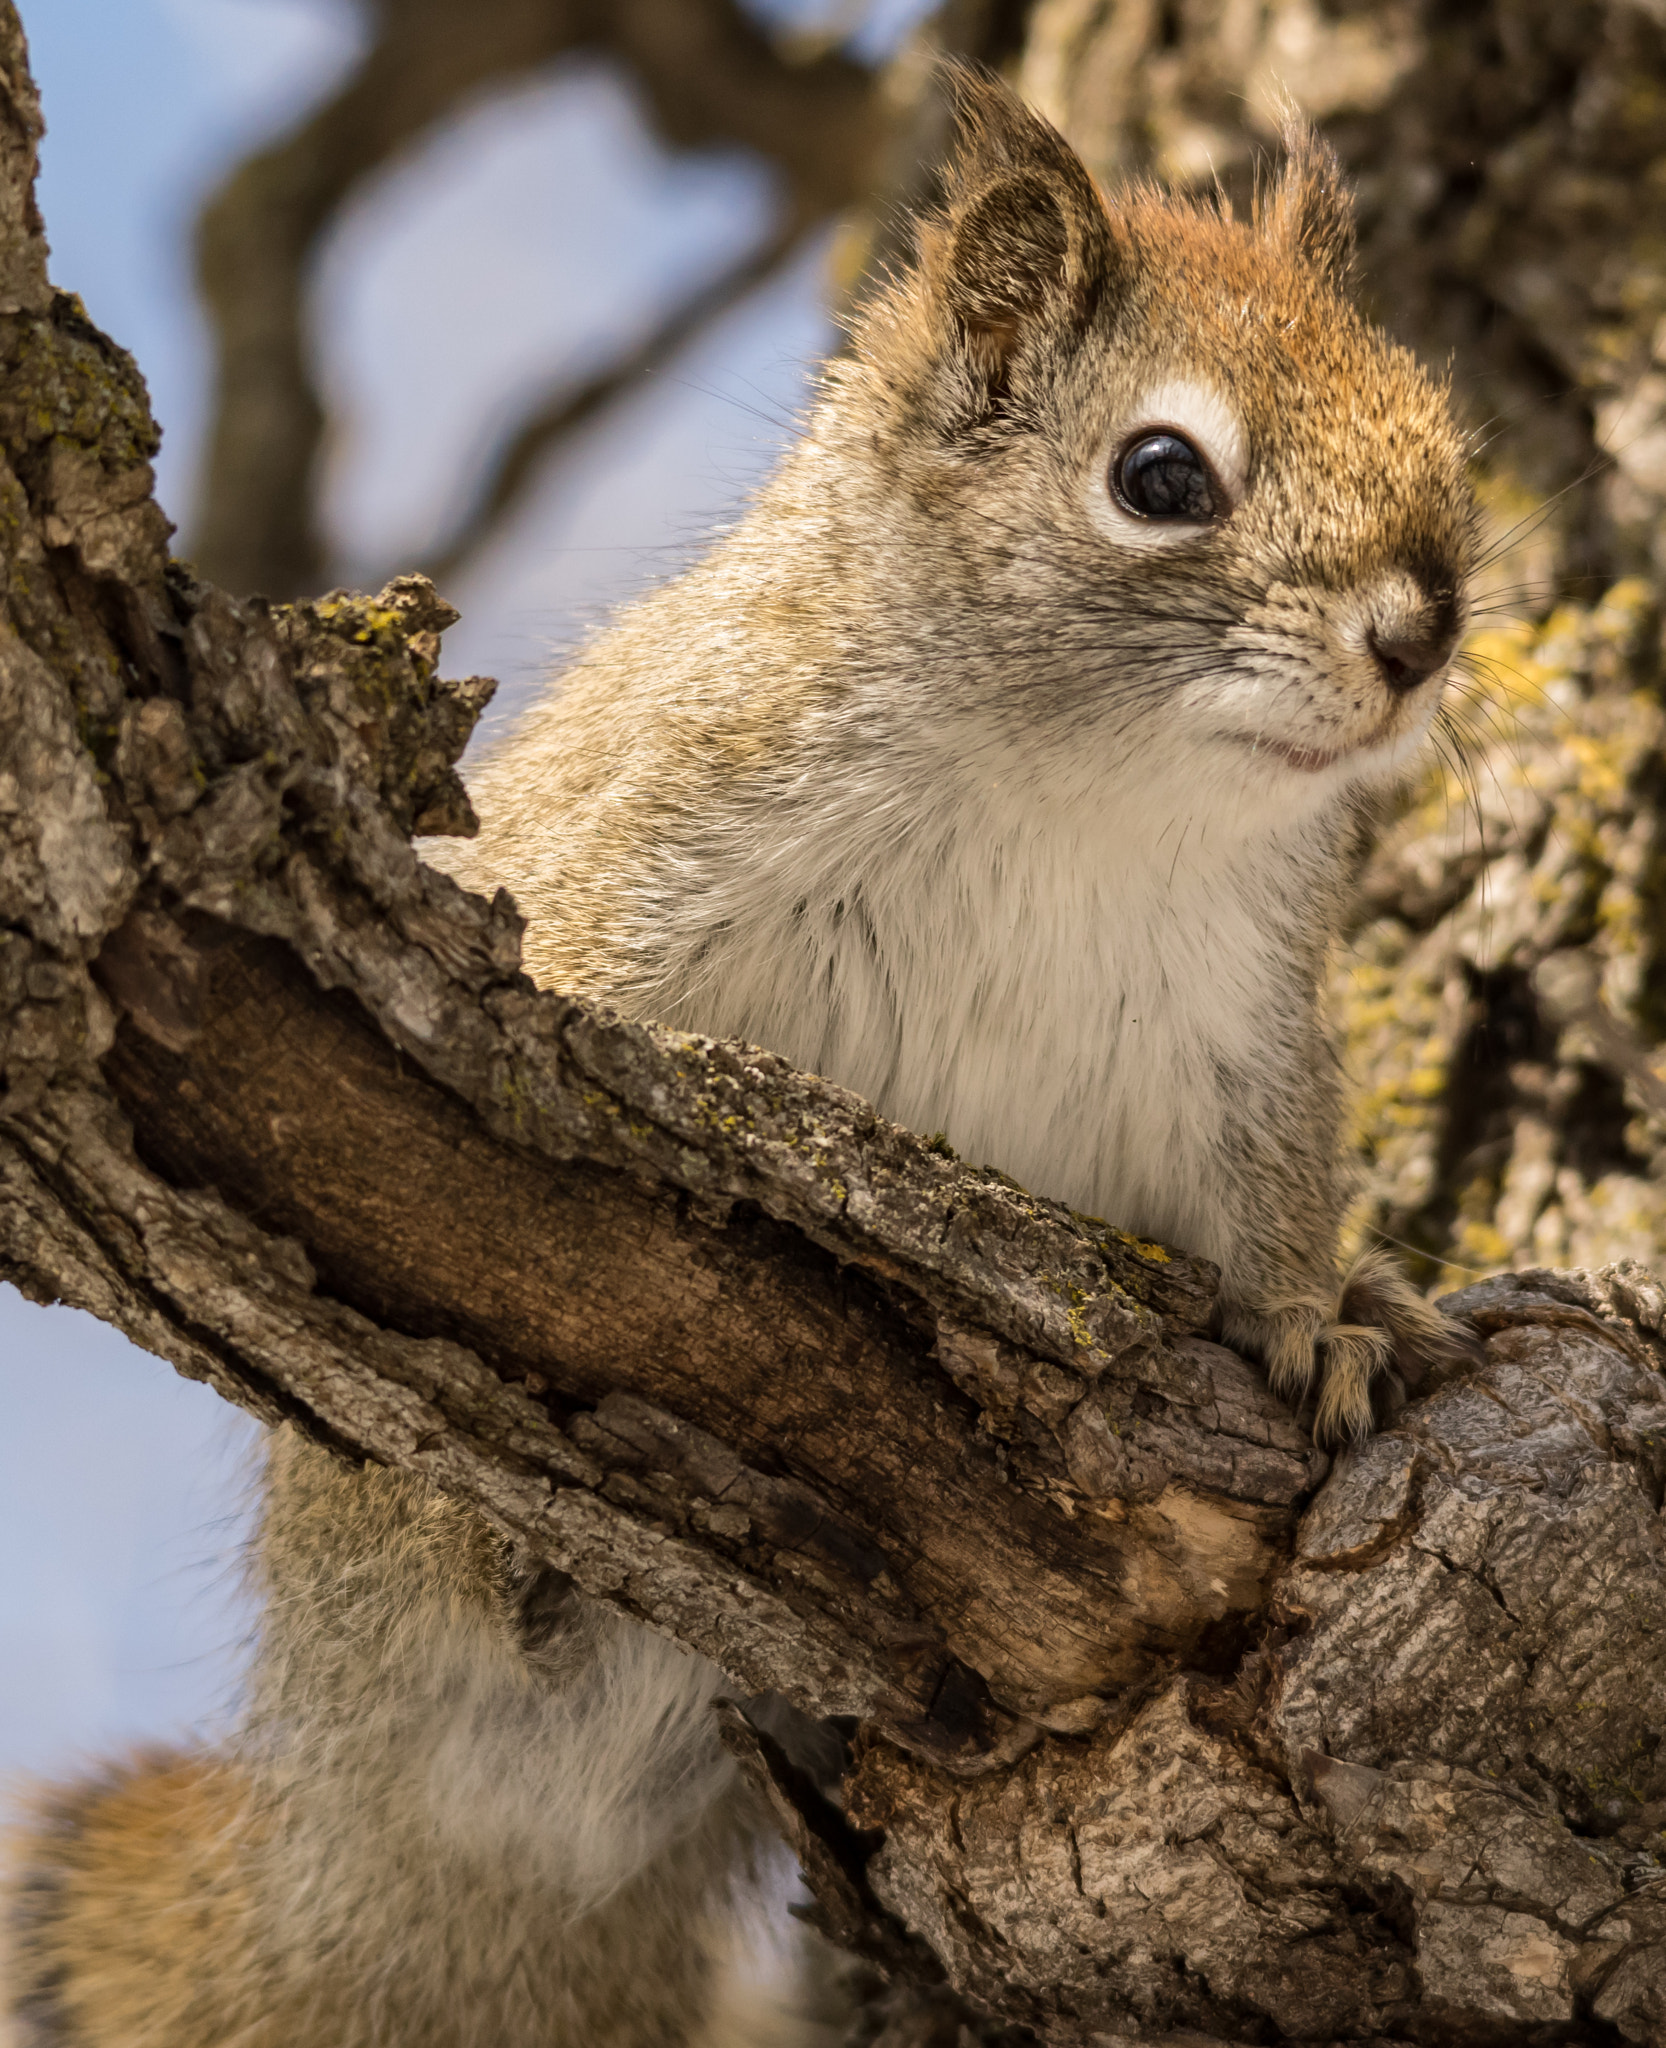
653, 732, 1325, 1273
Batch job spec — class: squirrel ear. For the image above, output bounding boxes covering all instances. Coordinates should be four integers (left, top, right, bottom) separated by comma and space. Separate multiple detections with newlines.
940, 173, 1072, 373
929, 70, 1116, 384
1258, 120, 1357, 288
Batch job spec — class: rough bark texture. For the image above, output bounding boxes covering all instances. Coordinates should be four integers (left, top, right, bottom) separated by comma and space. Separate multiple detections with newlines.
1339, 581, 1666, 1291
10, 6, 1666, 2044
852, 1265, 1666, 2043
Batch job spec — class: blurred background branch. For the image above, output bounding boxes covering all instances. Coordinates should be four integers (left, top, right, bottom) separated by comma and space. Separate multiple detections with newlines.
189, 0, 881, 598
414, 210, 814, 590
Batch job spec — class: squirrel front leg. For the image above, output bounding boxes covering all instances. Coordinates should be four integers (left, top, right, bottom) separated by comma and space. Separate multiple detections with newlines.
1223, 1251, 1479, 1442
1209, 1066, 1477, 1443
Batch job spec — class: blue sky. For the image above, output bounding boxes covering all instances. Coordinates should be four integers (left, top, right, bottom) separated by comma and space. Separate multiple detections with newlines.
4, 0, 927, 1792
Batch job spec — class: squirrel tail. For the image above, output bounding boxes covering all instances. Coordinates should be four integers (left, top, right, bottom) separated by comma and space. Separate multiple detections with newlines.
2, 1435, 833, 2048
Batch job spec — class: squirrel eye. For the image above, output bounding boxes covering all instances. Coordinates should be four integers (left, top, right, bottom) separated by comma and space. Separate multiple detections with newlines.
1113, 432, 1221, 522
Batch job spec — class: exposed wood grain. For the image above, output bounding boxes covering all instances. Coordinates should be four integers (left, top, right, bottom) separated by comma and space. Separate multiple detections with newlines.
98, 912, 1316, 1755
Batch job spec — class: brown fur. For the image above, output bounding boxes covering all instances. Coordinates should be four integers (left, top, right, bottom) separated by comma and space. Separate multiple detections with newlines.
5, 1755, 262, 2046
6, 1434, 787, 2048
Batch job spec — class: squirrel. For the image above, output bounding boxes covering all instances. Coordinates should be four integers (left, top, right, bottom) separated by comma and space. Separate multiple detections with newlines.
4, 75, 1477, 2048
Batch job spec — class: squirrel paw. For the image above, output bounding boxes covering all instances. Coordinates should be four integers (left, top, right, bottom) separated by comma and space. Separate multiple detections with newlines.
1237, 1251, 1481, 1444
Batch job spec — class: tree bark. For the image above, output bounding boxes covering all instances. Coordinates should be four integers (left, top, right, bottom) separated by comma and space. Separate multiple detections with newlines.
8, 7, 1666, 2044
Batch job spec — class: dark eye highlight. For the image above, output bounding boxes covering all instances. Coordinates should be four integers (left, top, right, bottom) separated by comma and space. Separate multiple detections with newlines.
1113, 432, 1221, 522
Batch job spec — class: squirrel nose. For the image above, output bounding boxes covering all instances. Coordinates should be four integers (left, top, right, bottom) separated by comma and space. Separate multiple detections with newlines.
1368, 621, 1457, 694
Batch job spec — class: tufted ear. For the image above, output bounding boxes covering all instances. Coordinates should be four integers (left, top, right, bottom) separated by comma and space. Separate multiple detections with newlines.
1257, 119, 1357, 288
925, 70, 1117, 390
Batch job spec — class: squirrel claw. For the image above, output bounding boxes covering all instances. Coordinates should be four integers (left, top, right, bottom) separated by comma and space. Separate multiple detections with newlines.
1239, 1251, 1482, 1446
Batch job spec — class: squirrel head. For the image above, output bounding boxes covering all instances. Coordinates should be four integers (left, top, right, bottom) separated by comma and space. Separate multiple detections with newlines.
833, 73, 1476, 832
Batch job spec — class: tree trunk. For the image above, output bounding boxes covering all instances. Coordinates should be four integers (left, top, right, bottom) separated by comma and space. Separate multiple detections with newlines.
7, 5, 1666, 2042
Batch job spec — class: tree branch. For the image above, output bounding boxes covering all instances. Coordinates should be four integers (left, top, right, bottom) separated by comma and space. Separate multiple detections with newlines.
414, 214, 815, 592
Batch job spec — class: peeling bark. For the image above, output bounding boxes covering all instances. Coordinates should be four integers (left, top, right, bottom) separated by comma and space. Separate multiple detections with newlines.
7, 8, 1666, 2042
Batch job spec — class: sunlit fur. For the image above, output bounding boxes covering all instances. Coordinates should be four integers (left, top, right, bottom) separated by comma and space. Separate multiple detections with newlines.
5, 79, 1480, 2048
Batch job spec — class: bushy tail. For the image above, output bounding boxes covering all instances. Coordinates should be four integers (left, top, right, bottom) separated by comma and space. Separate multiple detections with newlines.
3, 1750, 261, 2048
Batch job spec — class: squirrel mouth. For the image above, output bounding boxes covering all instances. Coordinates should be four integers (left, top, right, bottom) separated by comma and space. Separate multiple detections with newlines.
1257, 737, 1349, 773
1235, 721, 1397, 776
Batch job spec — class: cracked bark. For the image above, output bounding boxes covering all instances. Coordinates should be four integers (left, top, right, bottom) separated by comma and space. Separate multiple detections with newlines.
8, 8, 1666, 2044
